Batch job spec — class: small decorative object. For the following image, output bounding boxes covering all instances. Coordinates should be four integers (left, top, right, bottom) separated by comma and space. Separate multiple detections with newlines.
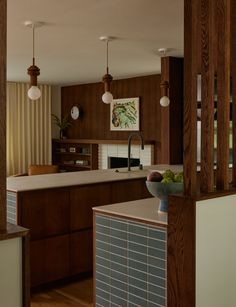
146, 170, 183, 212
70, 106, 81, 120
52, 113, 72, 139
60, 148, 66, 153
110, 97, 140, 131
69, 147, 76, 153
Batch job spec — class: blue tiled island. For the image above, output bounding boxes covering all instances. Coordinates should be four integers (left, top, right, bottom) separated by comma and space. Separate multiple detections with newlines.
93, 198, 167, 307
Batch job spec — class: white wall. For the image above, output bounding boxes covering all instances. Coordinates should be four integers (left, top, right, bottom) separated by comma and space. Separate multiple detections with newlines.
51, 85, 61, 139
196, 195, 236, 307
0, 237, 22, 307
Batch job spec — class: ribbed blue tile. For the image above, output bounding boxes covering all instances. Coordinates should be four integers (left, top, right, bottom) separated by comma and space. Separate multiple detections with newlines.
148, 292, 166, 306
95, 214, 167, 307
96, 215, 110, 227
149, 283, 166, 298
149, 227, 166, 241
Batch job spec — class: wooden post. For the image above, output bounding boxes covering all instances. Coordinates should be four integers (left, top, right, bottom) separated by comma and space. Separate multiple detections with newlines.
200, 0, 215, 192
216, 0, 231, 190
183, 0, 198, 195
160, 57, 184, 165
0, 0, 6, 232
231, 0, 236, 185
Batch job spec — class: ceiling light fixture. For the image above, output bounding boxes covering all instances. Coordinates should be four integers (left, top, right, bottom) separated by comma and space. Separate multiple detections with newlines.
25, 21, 43, 101
100, 36, 114, 104
159, 48, 170, 107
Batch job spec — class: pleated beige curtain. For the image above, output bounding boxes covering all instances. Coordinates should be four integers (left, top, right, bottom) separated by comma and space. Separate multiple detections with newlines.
7, 82, 52, 176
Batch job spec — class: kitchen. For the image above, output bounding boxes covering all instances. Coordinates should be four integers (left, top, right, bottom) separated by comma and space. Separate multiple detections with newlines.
0, 0, 236, 306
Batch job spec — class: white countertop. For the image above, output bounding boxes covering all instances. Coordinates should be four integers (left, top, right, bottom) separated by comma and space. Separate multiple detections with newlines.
93, 197, 167, 226
7, 164, 183, 192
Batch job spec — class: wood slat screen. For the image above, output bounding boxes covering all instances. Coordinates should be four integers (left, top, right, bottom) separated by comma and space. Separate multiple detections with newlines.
184, 0, 232, 195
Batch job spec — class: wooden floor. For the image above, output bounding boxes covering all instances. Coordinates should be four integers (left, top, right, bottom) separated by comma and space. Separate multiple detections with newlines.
31, 278, 93, 307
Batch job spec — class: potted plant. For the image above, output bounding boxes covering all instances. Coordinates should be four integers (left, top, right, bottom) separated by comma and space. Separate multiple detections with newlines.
52, 113, 72, 139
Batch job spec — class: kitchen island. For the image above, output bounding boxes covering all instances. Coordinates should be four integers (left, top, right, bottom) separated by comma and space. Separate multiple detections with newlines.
93, 197, 167, 307
7, 165, 181, 287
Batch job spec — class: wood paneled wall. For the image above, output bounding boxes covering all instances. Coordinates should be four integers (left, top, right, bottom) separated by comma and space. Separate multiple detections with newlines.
61, 75, 161, 142
61, 72, 183, 164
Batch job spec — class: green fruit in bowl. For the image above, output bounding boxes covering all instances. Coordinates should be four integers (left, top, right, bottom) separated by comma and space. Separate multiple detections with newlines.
161, 177, 173, 183
162, 169, 175, 181
174, 172, 183, 183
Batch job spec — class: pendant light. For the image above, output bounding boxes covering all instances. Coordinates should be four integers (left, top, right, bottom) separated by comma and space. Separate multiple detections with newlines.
159, 48, 170, 107
25, 21, 43, 101
100, 36, 114, 104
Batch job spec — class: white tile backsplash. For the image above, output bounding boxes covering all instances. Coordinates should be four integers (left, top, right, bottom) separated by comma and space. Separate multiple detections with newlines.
98, 143, 153, 169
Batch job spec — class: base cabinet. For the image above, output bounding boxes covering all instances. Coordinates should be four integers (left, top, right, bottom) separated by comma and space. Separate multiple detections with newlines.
8, 177, 151, 287
30, 235, 70, 287
70, 230, 93, 275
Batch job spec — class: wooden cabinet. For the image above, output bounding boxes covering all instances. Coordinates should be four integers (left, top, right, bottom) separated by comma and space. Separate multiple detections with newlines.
12, 177, 151, 287
19, 189, 70, 240
30, 235, 70, 287
70, 183, 111, 231
70, 230, 93, 275
52, 139, 98, 172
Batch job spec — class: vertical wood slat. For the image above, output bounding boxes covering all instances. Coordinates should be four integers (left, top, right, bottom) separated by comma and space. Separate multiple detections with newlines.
231, 0, 236, 185
184, 0, 198, 196
200, 0, 215, 192
216, 0, 231, 190
0, 0, 7, 231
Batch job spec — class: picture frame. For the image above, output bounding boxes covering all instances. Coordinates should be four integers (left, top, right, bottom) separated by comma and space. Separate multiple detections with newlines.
110, 97, 140, 131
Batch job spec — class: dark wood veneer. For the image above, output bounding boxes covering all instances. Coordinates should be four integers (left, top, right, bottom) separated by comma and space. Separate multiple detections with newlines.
168, 195, 196, 307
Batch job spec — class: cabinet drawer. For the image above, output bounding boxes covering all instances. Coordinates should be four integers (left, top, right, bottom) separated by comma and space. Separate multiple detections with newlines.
70, 230, 93, 275
19, 189, 70, 240
111, 179, 150, 203
30, 235, 70, 287
70, 184, 111, 231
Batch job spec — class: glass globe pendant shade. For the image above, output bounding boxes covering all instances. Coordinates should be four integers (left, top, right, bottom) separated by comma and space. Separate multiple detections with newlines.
160, 96, 170, 107
102, 91, 113, 104
28, 86, 41, 100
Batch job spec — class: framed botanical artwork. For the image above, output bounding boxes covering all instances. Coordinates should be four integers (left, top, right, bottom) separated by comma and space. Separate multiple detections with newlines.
110, 97, 140, 131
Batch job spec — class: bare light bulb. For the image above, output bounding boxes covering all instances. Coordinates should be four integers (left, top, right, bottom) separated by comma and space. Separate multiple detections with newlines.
160, 96, 170, 107
28, 86, 41, 101
102, 91, 113, 104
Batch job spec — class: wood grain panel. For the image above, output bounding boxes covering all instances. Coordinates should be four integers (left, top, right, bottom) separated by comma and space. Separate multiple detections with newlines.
62, 75, 162, 163
231, 0, 236, 185
216, 0, 231, 189
169, 58, 184, 164
61, 75, 161, 142
19, 189, 70, 240
0, 0, 6, 231
70, 230, 93, 275
70, 183, 111, 231
111, 178, 150, 203
183, 0, 199, 195
200, 0, 215, 192
168, 195, 196, 307
30, 235, 70, 287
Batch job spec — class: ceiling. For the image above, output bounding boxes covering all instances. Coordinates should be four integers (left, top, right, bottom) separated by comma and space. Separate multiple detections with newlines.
7, 0, 183, 85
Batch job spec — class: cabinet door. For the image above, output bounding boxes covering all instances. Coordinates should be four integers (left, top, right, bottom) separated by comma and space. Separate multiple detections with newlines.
30, 235, 70, 287
70, 183, 111, 231
70, 230, 93, 275
19, 189, 70, 240
111, 178, 150, 203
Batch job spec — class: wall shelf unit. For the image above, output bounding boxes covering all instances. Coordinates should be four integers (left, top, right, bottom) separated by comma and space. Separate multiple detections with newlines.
52, 139, 98, 172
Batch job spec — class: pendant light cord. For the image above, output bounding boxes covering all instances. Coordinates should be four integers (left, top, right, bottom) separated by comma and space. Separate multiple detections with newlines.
106, 39, 109, 74
32, 25, 35, 65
